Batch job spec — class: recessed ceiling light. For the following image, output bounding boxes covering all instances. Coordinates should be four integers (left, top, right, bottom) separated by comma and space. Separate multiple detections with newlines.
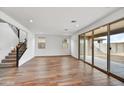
76, 24, 79, 27
71, 20, 77, 23
29, 19, 33, 23
65, 29, 68, 31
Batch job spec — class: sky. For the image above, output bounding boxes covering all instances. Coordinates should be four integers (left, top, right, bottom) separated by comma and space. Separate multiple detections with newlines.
98, 33, 124, 43
110, 33, 124, 43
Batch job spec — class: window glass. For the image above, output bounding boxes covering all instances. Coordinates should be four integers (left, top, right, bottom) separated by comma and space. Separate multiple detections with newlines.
62, 38, 68, 48
38, 37, 46, 49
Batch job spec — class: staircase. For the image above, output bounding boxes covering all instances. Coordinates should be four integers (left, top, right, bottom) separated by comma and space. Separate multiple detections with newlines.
0, 40, 27, 68
0, 48, 17, 68
0, 23, 27, 68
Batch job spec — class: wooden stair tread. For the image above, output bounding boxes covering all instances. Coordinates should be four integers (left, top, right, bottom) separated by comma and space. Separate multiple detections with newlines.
0, 62, 16, 68
9, 52, 16, 54
2, 58, 16, 63
2, 59, 16, 61
6, 55, 16, 58
11, 50, 16, 53
9, 53, 16, 55
0, 62, 16, 64
0, 42, 26, 68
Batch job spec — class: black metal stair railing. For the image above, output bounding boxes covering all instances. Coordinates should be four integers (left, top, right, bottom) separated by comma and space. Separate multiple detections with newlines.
16, 39, 27, 67
14, 27, 27, 67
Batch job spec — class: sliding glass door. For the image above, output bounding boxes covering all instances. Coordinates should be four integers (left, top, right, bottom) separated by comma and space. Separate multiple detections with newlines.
85, 31, 93, 64
93, 26, 108, 71
110, 19, 124, 78
79, 18, 124, 81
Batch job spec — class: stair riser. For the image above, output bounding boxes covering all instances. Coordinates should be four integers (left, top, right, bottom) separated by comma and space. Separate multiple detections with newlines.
9, 53, 16, 55
11, 52, 16, 54
6, 56, 16, 59
11, 50, 16, 52
2, 61, 16, 63
0, 63, 16, 68
9, 52, 16, 54
0, 64, 16, 68
2, 59, 16, 63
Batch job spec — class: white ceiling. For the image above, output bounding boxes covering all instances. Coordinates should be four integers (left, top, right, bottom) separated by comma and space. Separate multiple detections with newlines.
0, 7, 118, 35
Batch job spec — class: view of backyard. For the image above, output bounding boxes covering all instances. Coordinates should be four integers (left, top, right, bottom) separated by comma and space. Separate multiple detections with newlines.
80, 19, 124, 79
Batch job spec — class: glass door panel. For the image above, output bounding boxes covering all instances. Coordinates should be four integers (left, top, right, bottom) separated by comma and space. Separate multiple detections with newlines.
94, 26, 108, 71
110, 20, 124, 78
85, 31, 93, 64
79, 34, 85, 61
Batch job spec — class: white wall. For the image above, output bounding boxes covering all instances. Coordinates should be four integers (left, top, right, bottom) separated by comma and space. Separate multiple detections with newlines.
0, 10, 35, 66
35, 34, 71, 56
71, 8, 124, 58
71, 33, 79, 58
19, 31, 35, 66
0, 23, 18, 62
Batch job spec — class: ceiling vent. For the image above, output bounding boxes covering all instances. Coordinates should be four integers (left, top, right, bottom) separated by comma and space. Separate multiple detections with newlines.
71, 20, 77, 23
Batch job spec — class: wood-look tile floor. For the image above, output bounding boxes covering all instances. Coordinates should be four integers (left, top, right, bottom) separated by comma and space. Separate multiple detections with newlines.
0, 56, 123, 86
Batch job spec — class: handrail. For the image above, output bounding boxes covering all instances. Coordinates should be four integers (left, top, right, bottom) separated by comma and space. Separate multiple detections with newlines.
16, 39, 27, 67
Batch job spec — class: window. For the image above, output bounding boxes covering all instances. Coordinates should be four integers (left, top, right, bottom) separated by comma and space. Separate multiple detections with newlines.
62, 38, 68, 48
38, 37, 46, 49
